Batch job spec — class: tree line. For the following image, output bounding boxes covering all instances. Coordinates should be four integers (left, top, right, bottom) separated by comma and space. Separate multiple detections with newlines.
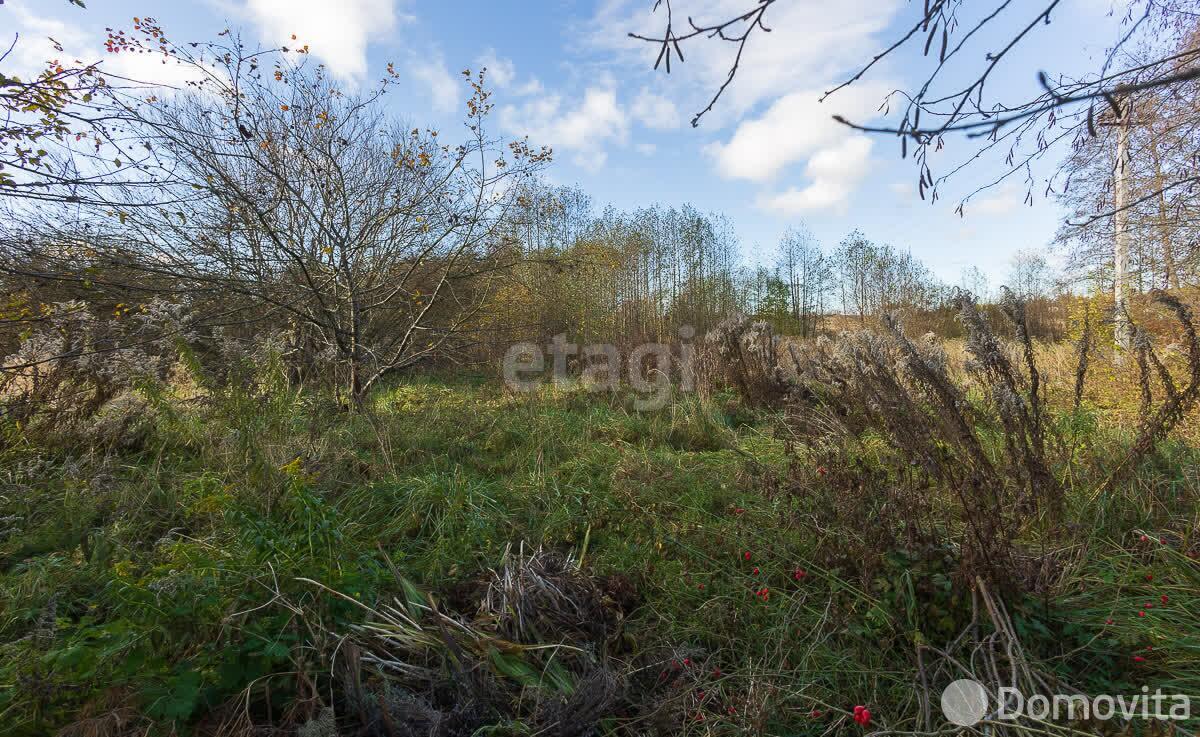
0, 9, 1119, 414
483, 187, 973, 350
0, 16, 990, 407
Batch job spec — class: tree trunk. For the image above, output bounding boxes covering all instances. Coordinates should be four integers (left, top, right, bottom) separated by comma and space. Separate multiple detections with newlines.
1113, 99, 1133, 355
1150, 139, 1179, 290
349, 297, 365, 406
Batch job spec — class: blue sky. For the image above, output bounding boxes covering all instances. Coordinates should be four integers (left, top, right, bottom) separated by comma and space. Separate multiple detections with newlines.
6, 0, 1130, 286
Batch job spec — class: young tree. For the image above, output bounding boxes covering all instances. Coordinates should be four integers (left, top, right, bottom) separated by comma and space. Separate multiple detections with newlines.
1008, 250, 1051, 301
2, 23, 549, 403
776, 225, 830, 337
960, 266, 992, 302
836, 231, 878, 323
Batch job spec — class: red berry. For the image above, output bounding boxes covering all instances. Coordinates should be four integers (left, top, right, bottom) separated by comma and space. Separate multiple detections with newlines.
1140, 535, 1149, 542
743, 551, 751, 561
752, 566, 760, 575
1134, 655, 1146, 662
1139, 610, 1147, 618
1106, 618, 1114, 625
1161, 595, 1169, 604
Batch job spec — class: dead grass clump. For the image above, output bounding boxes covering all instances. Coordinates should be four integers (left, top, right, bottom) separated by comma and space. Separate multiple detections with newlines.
696, 314, 789, 407
290, 545, 680, 736
781, 292, 1064, 587
0, 300, 176, 433
483, 546, 623, 648
781, 290, 1200, 591
83, 391, 155, 451
53, 688, 149, 737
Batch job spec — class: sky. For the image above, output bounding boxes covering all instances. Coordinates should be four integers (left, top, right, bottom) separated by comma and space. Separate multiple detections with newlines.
4, 0, 1134, 287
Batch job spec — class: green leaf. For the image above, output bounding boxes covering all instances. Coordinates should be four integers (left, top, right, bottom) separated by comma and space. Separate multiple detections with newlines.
541, 658, 576, 694
488, 648, 539, 689
147, 669, 202, 721
257, 640, 290, 659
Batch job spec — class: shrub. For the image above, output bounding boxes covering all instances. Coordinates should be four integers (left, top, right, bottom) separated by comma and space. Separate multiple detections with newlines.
695, 314, 789, 407
780, 290, 1200, 589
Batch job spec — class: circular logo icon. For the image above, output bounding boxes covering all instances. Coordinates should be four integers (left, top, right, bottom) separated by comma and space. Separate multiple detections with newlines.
941, 679, 988, 727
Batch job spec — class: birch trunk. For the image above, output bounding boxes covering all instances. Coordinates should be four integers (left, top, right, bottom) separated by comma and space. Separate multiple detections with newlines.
1113, 100, 1133, 355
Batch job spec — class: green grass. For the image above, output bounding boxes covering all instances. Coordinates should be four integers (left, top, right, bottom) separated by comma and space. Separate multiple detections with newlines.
0, 377, 1197, 735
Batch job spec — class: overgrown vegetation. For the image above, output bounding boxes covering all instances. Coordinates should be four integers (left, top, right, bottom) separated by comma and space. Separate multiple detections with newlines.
3, 5, 1200, 736
1, 304, 1198, 734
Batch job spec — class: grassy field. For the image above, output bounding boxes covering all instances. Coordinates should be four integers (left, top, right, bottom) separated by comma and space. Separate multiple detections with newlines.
1, 364, 1198, 735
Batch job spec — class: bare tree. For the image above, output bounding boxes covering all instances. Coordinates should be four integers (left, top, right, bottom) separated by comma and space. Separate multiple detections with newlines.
959, 266, 992, 303
1056, 38, 1200, 292
631, 0, 1200, 210
776, 225, 831, 337
1008, 250, 1051, 301
631, 0, 1200, 353
1, 24, 550, 404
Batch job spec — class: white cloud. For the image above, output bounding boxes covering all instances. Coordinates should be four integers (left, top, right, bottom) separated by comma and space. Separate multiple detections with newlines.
2, 1, 212, 90
586, 0, 902, 208
513, 78, 545, 96
706, 83, 886, 182
104, 47, 217, 91
2, 1, 91, 79
630, 88, 680, 129
757, 136, 874, 214
410, 56, 459, 114
6, 0, 453, 118
635, 142, 657, 156
588, 0, 903, 122
476, 49, 516, 88
969, 182, 1024, 216
473, 51, 544, 99
498, 86, 628, 170
242, 0, 400, 80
